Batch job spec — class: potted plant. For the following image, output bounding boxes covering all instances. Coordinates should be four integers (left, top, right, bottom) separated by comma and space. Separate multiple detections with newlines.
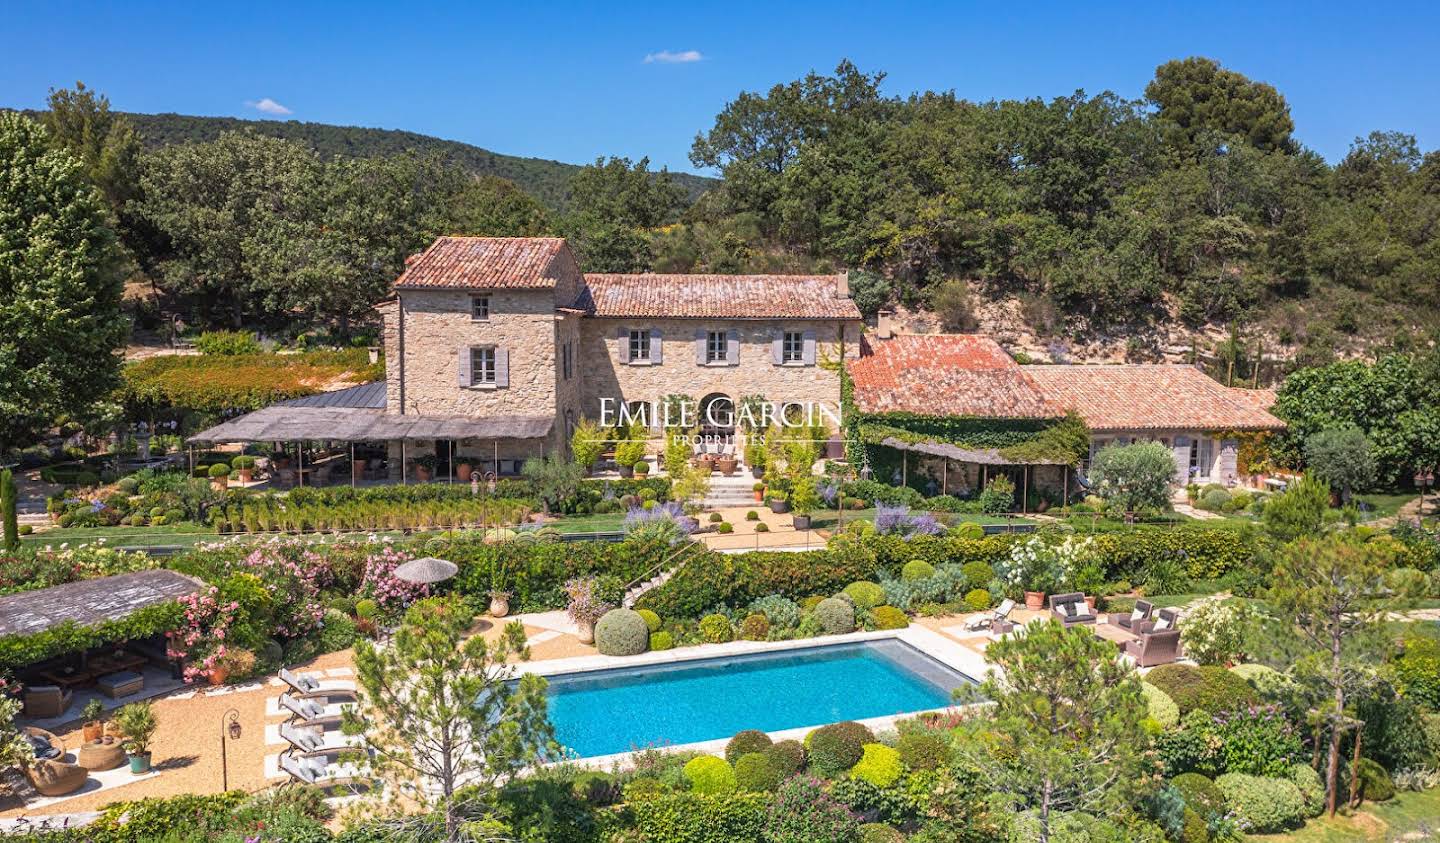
563, 576, 611, 646
717, 453, 738, 476
633, 460, 651, 478
488, 558, 512, 618
613, 428, 647, 479
231, 455, 257, 484
767, 491, 790, 514
1005, 535, 1061, 611
456, 459, 474, 482
271, 450, 292, 470
81, 698, 106, 742
825, 435, 846, 460
752, 482, 766, 502
790, 478, 819, 530
411, 453, 437, 483
745, 442, 767, 478
115, 701, 156, 775
207, 462, 231, 491
219, 648, 255, 683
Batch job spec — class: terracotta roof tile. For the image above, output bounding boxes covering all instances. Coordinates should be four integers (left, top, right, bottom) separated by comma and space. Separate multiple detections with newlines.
849, 334, 1061, 419
579, 274, 861, 320
394, 237, 571, 289
1025, 364, 1285, 431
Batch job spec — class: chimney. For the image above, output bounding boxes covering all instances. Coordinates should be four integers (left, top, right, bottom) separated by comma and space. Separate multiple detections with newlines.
834, 270, 850, 299
876, 310, 895, 340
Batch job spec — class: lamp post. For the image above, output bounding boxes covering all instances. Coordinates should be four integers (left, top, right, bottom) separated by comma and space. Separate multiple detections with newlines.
1416, 469, 1436, 518
220, 708, 241, 792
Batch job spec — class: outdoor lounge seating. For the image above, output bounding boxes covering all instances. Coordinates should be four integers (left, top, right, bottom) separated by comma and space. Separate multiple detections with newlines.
1135, 608, 1180, 636
1109, 599, 1154, 633
279, 693, 344, 728
22, 685, 72, 718
1049, 592, 1097, 626
279, 668, 323, 696
279, 669, 357, 703
965, 598, 1016, 633
22, 727, 63, 761
280, 721, 361, 756
279, 749, 365, 787
1122, 628, 1182, 667
25, 757, 88, 797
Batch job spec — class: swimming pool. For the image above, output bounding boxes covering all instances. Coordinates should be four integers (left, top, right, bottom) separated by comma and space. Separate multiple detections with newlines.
542, 639, 973, 758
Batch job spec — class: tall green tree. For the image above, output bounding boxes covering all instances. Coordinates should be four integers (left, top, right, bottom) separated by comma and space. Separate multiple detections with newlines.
961, 620, 1156, 842
563, 156, 685, 272
1087, 441, 1177, 513
40, 83, 145, 253
1265, 532, 1393, 816
1261, 473, 1333, 543
343, 595, 553, 841
1303, 425, 1376, 503
1, 470, 18, 551
0, 113, 127, 456
1145, 57, 1296, 153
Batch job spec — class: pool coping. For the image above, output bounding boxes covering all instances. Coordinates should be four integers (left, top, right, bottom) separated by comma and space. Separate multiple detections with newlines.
522, 625, 992, 770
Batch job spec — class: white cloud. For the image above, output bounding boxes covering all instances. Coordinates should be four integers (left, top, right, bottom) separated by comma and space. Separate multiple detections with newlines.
245, 97, 292, 116
643, 49, 702, 64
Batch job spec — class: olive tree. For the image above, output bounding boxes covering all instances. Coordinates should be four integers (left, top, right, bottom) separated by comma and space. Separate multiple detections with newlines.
1087, 442, 1176, 513
1304, 425, 1375, 504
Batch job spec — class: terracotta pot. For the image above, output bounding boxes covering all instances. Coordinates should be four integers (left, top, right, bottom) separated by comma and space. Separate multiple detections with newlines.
237, 469, 253, 484
414, 466, 432, 483
489, 594, 510, 618
456, 463, 473, 482
635, 466, 650, 478
208, 666, 230, 686
754, 490, 764, 502
1085, 595, 1097, 611
1024, 591, 1046, 611
82, 721, 104, 742
211, 477, 228, 492
104, 721, 123, 738
577, 620, 596, 645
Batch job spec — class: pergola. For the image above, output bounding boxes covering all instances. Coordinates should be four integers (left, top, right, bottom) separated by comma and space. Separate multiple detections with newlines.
877, 436, 1075, 514
187, 397, 553, 486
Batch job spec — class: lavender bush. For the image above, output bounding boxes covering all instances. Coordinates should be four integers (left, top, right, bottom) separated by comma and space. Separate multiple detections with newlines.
623, 502, 698, 545
873, 503, 946, 538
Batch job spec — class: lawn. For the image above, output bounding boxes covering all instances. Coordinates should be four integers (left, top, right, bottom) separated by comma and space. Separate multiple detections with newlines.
20, 522, 217, 548
1252, 787, 1440, 841
545, 513, 626, 534
1351, 491, 1417, 521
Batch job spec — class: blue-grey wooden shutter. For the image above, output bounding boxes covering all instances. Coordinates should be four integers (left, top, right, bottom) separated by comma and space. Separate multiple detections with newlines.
802, 330, 817, 365
650, 328, 663, 364
457, 346, 472, 386
695, 329, 706, 364
617, 327, 630, 363
726, 329, 739, 365
771, 330, 783, 365
495, 348, 509, 387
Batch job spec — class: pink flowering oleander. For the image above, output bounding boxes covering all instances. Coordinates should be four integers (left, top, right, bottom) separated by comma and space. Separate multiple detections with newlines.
360, 546, 430, 612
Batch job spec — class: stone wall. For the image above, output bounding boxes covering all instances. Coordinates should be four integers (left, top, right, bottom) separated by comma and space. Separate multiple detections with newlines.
576, 318, 861, 432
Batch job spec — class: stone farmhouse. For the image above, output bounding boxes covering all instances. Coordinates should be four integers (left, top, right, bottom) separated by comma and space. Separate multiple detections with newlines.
190, 236, 1284, 495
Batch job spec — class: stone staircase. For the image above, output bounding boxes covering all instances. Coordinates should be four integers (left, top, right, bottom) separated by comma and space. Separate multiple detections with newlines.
622, 542, 703, 608
702, 470, 761, 510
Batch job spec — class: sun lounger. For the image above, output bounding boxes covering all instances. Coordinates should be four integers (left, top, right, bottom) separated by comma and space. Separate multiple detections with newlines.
278, 668, 356, 701
279, 693, 345, 728
279, 750, 366, 786
965, 598, 1015, 632
279, 721, 361, 755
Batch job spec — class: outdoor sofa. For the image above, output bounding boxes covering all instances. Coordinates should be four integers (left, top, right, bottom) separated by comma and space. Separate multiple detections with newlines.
1049, 592, 1097, 627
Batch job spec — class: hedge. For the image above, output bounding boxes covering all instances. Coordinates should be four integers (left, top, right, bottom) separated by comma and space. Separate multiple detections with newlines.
638, 548, 878, 618
1146, 665, 1259, 715
448, 537, 667, 613
628, 793, 769, 843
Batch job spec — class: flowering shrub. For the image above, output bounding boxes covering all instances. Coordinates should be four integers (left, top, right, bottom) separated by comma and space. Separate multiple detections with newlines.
1210, 704, 1304, 776
360, 545, 430, 616
0, 545, 151, 595
236, 548, 329, 638
1179, 599, 1254, 666
622, 502, 697, 545
872, 504, 945, 538
999, 534, 1094, 593
563, 576, 613, 627
167, 586, 241, 683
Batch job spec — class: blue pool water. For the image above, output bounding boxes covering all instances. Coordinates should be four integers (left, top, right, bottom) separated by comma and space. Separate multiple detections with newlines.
543, 640, 972, 758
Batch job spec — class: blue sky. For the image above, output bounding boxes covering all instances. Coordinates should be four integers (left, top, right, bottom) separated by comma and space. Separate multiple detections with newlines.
4, 1, 1438, 174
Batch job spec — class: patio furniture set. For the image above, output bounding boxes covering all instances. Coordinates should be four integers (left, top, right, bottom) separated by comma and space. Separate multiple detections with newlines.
19, 726, 129, 798
964, 594, 1183, 667
22, 648, 154, 719
692, 441, 739, 476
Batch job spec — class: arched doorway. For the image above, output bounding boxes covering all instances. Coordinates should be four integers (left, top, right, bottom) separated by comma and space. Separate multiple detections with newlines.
698, 393, 734, 441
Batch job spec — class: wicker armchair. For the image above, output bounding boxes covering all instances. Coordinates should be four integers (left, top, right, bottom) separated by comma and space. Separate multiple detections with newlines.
23, 685, 73, 718
1123, 628, 1182, 667
1135, 608, 1180, 636
1109, 599, 1154, 632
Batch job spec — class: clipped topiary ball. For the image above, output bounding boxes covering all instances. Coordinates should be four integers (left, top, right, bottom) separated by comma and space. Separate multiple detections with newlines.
869, 605, 909, 630
755, 522, 770, 532
734, 752, 781, 792
961, 561, 994, 585
766, 739, 805, 776
963, 589, 992, 612
717, 521, 733, 533
699, 613, 734, 643
843, 581, 886, 610
1141, 682, 1180, 729
1287, 762, 1324, 817
1170, 772, 1225, 821
952, 522, 985, 541
725, 729, 774, 763
635, 608, 662, 632
649, 631, 674, 651
850, 743, 903, 787
709, 512, 723, 523
897, 731, 950, 771
1146, 664, 1258, 715
594, 608, 650, 656
683, 755, 736, 794
807, 721, 874, 776
1348, 758, 1395, 803
901, 560, 936, 582
1215, 773, 1306, 833
741, 613, 770, 640
745, 510, 759, 521
813, 597, 855, 635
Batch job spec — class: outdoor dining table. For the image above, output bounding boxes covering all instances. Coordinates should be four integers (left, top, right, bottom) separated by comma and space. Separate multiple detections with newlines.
37, 669, 94, 691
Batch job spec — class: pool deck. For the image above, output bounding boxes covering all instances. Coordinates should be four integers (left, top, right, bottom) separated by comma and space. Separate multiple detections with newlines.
525, 625, 992, 771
